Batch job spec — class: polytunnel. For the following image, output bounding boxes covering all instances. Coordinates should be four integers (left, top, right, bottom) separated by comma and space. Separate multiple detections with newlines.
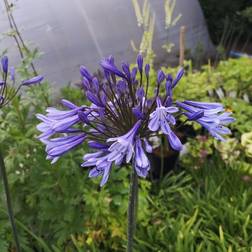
1, 1, 250, 251
0, 0, 215, 93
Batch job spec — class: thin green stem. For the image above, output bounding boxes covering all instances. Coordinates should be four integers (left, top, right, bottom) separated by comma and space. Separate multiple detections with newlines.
0, 149, 21, 252
127, 167, 138, 252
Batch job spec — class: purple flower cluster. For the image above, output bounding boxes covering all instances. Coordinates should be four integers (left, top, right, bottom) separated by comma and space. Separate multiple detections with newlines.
36, 55, 234, 186
0, 56, 43, 107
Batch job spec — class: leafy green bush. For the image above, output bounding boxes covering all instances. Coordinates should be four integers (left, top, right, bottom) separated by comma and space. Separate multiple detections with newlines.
163, 58, 252, 176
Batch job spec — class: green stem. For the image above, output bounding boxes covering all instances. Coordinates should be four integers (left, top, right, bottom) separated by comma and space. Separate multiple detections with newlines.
127, 168, 138, 252
0, 149, 21, 252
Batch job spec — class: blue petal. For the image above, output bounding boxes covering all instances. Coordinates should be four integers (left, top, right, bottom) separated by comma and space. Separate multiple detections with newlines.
137, 54, 143, 72
148, 113, 160, 131
184, 100, 223, 109
80, 65, 92, 81
166, 131, 182, 151
100, 164, 112, 187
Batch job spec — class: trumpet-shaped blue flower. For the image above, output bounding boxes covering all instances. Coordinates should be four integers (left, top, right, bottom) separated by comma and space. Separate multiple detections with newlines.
134, 138, 150, 177
177, 101, 235, 141
81, 121, 141, 185
148, 97, 182, 151
106, 120, 141, 165
36, 99, 84, 139
42, 134, 86, 163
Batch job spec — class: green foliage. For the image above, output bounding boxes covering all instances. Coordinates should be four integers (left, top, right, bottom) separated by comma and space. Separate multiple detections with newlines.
167, 58, 252, 102
164, 0, 181, 29
241, 6, 252, 23
136, 161, 252, 251
223, 98, 252, 134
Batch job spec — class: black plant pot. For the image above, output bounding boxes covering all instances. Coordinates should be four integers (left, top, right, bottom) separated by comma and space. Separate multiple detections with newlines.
149, 148, 179, 180
149, 124, 196, 180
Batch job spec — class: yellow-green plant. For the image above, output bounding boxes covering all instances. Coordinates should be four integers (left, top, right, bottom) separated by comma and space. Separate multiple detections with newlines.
131, 0, 182, 61
164, 0, 182, 29
241, 131, 252, 158
131, 0, 155, 65
162, 0, 182, 54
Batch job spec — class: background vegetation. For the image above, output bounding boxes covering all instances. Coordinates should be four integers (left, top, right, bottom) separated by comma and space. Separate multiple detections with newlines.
199, 0, 252, 53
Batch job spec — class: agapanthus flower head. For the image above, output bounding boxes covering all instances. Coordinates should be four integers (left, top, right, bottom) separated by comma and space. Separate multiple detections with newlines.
37, 54, 234, 186
0, 55, 44, 108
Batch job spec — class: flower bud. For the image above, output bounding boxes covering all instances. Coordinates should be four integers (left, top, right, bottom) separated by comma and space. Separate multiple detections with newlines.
86, 91, 104, 107
1, 56, 8, 73
157, 70, 165, 84
145, 64, 150, 78
137, 54, 143, 73
80, 66, 92, 82
22, 75, 44, 85
61, 99, 78, 109
122, 62, 131, 80
100, 59, 125, 78
116, 80, 127, 94
92, 77, 99, 92
136, 87, 145, 100
172, 68, 184, 88
82, 77, 90, 90
131, 67, 138, 81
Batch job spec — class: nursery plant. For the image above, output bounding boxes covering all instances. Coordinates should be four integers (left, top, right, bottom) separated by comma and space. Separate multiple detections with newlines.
36, 54, 234, 251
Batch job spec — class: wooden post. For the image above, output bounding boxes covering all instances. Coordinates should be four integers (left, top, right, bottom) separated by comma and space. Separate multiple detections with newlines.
179, 26, 186, 66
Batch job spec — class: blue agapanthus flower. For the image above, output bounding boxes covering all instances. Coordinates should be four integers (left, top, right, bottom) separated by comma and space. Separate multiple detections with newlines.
36, 55, 234, 186
0, 55, 43, 107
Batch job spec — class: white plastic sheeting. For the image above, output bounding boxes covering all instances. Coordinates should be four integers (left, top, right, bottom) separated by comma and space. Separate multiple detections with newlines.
0, 0, 215, 92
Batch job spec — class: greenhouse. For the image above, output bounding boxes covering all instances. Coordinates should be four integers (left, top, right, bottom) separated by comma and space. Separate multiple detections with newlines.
0, 0, 252, 251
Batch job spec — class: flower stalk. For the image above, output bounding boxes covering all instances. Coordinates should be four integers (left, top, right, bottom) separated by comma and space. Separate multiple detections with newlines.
0, 149, 21, 252
127, 167, 138, 252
